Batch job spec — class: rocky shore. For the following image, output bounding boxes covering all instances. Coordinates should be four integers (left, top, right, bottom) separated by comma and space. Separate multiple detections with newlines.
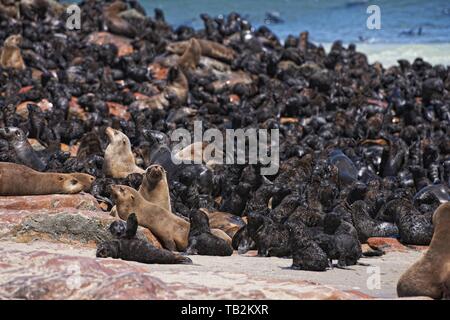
0, 0, 449, 299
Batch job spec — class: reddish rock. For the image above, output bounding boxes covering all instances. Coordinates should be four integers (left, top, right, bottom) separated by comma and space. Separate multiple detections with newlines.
148, 63, 168, 80
85, 32, 133, 57
0, 193, 101, 211
68, 96, 88, 121
367, 237, 407, 252
106, 101, 130, 120
18, 85, 33, 94
0, 243, 371, 300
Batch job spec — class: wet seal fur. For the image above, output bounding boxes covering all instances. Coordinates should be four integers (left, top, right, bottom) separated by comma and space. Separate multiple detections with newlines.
0, 162, 84, 196
185, 209, 233, 256
103, 127, 144, 178
397, 202, 450, 299
97, 213, 192, 264
111, 185, 189, 251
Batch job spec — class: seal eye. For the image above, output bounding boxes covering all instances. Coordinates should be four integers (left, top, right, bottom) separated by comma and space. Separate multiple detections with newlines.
122, 139, 126, 145
71, 179, 78, 185
58, 176, 64, 181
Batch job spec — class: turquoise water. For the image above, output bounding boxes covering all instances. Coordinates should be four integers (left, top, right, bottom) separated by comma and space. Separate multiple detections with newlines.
141, 0, 450, 44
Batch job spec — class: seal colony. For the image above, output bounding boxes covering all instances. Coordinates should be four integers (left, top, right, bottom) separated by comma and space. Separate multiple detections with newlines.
0, 0, 449, 298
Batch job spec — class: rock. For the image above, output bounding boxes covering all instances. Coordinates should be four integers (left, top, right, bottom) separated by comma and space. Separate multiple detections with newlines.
0, 242, 371, 300
367, 237, 408, 252
0, 209, 162, 249
0, 193, 101, 211
85, 32, 133, 57
106, 101, 131, 120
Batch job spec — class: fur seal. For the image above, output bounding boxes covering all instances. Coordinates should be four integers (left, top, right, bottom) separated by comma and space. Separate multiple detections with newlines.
287, 220, 329, 271
167, 38, 236, 62
104, 1, 137, 38
0, 162, 84, 196
110, 163, 171, 217
138, 164, 171, 213
178, 38, 201, 71
103, 127, 144, 178
350, 200, 399, 242
0, 34, 25, 70
397, 202, 450, 299
111, 185, 189, 251
0, 127, 46, 171
205, 210, 246, 238
70, 173, 96, 192
97, 213, 192, 264
185, 209, 233, 256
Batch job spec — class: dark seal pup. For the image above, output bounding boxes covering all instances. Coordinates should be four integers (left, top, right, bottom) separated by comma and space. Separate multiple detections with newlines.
185, 209, 233, 256
97, 213, 192, 265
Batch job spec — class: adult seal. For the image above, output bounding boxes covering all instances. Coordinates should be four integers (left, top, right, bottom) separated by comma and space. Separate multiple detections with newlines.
0, 34, 25, 70
138, 164, 172, 213
103, 127, 144, 178
111, 185, 190, 251
397, 202, 450, 299
0, 162, 84, 196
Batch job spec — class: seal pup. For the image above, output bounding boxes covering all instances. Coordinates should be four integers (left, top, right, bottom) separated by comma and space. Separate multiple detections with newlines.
350, 200, 399, 242
0, 162, 84, 196
97, 213, 192, 264
138, 164, 171, 213
110, 185, 190, 251
0, 127, 46, 171
397, 202, 450, 299
185, 209, 233, 256
103, 127, 144, 178
287, 221, 329, 271
0, 34, 25, 70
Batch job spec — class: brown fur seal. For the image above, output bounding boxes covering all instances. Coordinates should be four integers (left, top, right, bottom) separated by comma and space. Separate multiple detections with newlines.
205, 210, 247, 238
103, 127, 144, 178
0, 34, 25, 70
397, 202, 450, 299
178, 38, 201, 71
104, 1, 137, 38
131, 66, 188, 110
70, 173, 95, 192
111, 185, 189, 251
0, 162, 84, 196
167, 38, 236, 62
138, 164, 171, 213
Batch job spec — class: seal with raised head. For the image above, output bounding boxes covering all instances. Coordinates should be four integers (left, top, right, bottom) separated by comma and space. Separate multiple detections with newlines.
185, 209, 233, 256
397, 202, 450, 299
97, 213, 192, 264
138, 164, 172, 213
0, 34, 25, 70
0, 127, 46, 171
103, 127, 144, 178
0, 162, 84, 196
110, 185, 189, 251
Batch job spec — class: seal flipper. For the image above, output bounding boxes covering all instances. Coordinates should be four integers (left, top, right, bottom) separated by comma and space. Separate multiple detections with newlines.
125, 213, 138, 239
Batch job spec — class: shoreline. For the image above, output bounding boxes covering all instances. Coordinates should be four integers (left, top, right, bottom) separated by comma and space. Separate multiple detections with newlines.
320, 42, 450, 67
